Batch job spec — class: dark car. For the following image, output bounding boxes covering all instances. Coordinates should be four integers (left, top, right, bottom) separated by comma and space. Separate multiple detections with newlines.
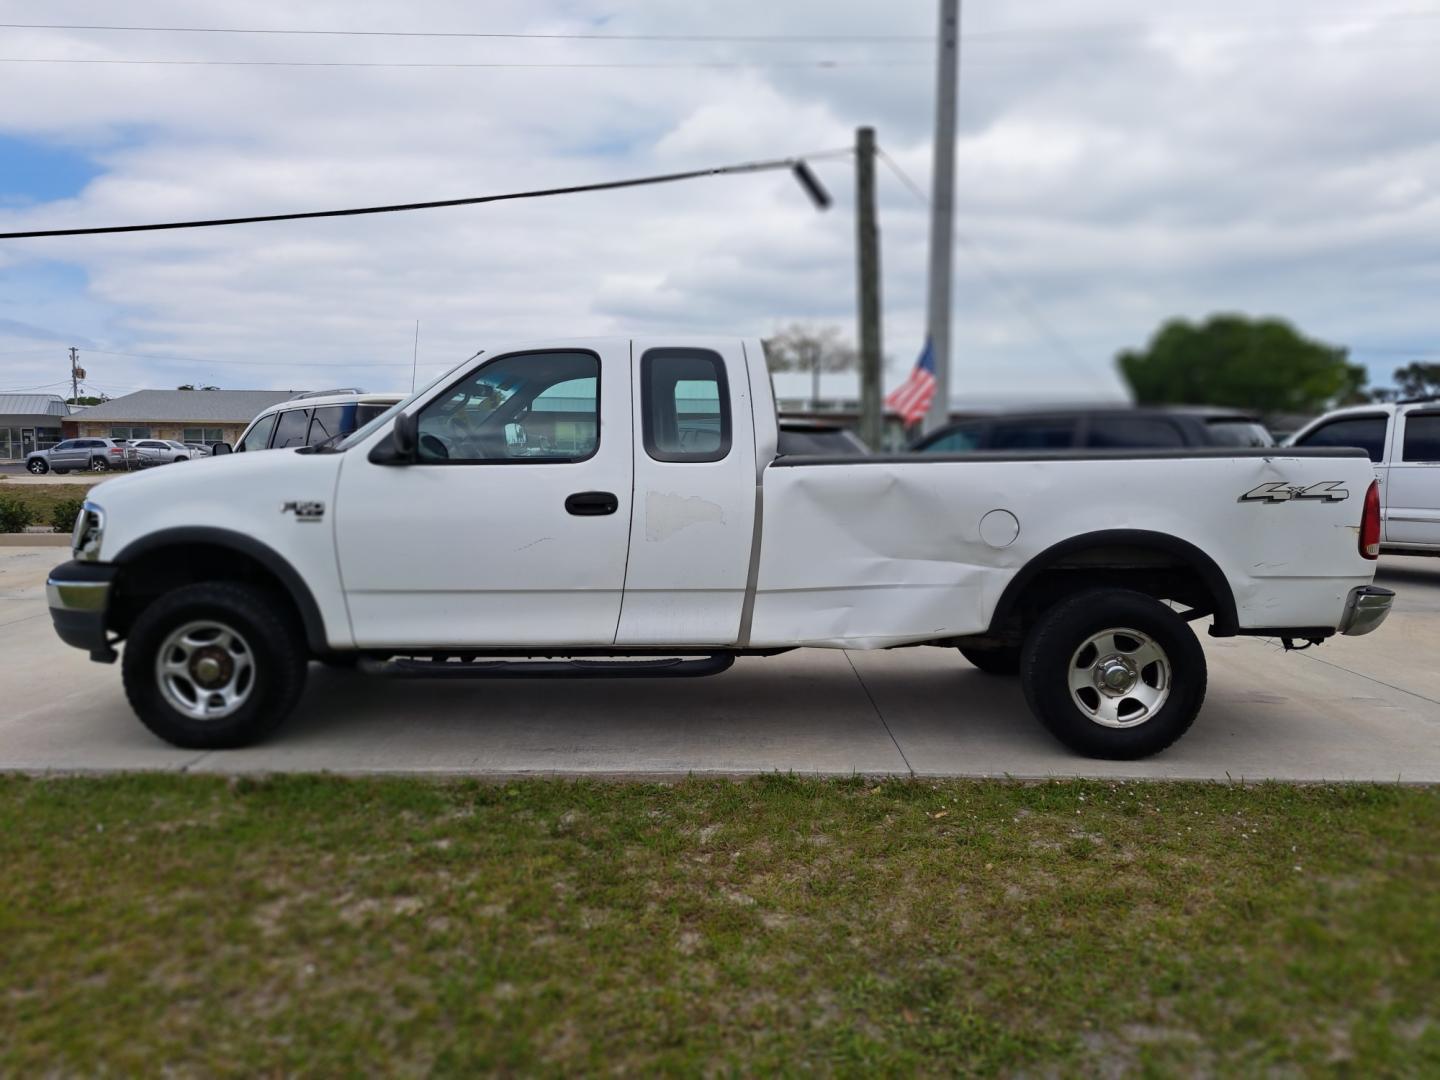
777, 419, 871, 457
909, 406, 1274, 454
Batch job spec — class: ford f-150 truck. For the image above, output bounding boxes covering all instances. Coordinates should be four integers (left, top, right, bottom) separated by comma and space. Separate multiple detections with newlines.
46, 336, 1394, 759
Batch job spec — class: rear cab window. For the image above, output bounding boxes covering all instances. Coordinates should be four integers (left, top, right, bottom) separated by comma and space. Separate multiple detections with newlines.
641, 348, 731, 463
1401, 412, 1440, 462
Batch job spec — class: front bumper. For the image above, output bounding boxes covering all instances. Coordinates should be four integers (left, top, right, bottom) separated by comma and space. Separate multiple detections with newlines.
47, 560, 119, 662
1338, 585, 1394, 637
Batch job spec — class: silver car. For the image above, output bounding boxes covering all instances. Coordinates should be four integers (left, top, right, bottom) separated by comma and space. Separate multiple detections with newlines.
25, 438, 140, 474
131, 439, 195, 467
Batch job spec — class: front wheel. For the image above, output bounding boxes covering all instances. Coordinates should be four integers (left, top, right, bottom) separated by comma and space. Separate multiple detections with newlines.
1020, 589, 1206, 760
122, 581, 308, 748
27, 458, 48, 474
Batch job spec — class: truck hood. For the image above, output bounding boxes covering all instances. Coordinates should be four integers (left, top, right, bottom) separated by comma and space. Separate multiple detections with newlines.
87, 449, 346, 563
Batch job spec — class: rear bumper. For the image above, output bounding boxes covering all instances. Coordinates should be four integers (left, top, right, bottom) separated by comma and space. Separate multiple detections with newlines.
46, 560, 119, 662
1338, 585, 1394, 637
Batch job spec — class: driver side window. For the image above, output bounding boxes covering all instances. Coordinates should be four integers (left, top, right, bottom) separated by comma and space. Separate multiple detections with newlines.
415, 351, 600, 463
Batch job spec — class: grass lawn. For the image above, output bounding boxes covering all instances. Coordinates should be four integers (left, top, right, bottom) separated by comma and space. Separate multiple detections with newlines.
2, 775, 1437, 1075
0, 481, 98, 530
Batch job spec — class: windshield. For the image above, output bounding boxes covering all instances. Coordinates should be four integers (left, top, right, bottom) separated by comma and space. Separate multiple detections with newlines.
333, 355, 480, 452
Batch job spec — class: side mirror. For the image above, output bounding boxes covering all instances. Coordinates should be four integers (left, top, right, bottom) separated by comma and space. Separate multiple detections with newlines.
210, 442, 232, 456
392, 412, 418, 459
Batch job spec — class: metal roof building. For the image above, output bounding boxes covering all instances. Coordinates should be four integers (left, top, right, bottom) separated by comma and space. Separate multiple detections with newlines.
71, 389, 307, 447
0, 394, 70, 460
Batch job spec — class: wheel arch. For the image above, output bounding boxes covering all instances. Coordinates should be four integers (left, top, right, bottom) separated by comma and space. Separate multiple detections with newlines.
111, 527, 327, 652
990, 529, 1238, 639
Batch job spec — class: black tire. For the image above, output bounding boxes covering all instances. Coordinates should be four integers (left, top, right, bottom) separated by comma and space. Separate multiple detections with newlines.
958, 643, 1021, 676
173, 456, 188, 463
1020, 589, 1206, 760
54, 468, 70, 475
27, 458, 48, 475
89, 457, 109, 472
122, 581, 308, 749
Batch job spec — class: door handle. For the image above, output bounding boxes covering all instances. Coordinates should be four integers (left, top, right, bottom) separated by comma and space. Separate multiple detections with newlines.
565, 491, 619, 516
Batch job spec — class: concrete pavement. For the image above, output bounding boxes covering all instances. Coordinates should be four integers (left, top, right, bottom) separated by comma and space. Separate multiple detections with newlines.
2, 545, 1438, 781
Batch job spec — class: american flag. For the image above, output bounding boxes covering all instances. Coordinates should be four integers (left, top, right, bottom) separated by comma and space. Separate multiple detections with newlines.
885, 337, 937, 426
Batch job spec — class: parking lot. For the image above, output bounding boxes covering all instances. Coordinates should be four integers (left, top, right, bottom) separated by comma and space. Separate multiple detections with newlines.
2, 543, 1438, 781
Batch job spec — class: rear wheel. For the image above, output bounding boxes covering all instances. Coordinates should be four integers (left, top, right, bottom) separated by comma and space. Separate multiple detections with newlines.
958, 643, 1020, 676
89, 457, 109, 472
27, 458, 48, 474
1020, 589, 1206, 759
122, 582, 308, 748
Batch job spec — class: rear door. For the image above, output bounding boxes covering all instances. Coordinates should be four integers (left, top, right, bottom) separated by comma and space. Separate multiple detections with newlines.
615, 339, 757, 645
1384, 409, 1440, 547
336, 344, 633, 648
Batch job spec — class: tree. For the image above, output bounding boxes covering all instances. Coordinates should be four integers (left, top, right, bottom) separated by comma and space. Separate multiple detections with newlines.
1118, 315, 1366, 415
1392, 362, 1440, 400
762, 323, 858, 406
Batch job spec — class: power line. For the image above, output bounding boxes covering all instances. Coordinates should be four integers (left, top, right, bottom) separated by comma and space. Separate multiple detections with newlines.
0, 151, 841, 239
874, 142, 1098, 381
0, 56, 922, 70
0, 21, 931, 43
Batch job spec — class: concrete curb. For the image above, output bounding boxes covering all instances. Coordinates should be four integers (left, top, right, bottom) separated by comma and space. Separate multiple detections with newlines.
0, 534, 70, 547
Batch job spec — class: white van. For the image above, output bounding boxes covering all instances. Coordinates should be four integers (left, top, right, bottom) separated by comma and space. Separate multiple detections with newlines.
229, 391, 403, 454
1289, 400, 1440, 554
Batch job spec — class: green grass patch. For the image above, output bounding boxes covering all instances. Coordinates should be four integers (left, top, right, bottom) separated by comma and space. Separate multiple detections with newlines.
0, 482, 99, 530
1, 775, 1436, 1074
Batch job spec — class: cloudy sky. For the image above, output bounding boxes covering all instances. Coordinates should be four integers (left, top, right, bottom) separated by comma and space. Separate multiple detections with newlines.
1, 0, 1437, 404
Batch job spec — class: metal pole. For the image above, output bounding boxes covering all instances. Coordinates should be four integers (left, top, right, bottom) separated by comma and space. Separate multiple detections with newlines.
855, 126, 884, 450
923, 0, 959, 433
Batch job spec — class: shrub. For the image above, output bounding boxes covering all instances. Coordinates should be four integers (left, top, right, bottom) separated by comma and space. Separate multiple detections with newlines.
49, 497, 87, 534
0, 494, 35, 533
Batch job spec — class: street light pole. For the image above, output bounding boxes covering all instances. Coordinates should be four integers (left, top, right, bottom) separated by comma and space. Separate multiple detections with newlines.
855, 126, 883, 450
923, 0, 960, 433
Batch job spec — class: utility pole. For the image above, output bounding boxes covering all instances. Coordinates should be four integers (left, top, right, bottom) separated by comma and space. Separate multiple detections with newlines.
923, 0, 960, 433
68, 347, 79, 403
855, 126, 884, 450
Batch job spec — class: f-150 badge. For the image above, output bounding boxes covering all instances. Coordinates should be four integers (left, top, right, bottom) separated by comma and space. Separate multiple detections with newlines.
1239, 482, 1349, 503
281, 500, 326, 521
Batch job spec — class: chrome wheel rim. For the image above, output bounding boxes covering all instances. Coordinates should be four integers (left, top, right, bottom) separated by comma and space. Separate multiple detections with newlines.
1068, 627, 1170, 729
28, 460, 45, 473
90, 459, 107, 471
155, 620, 255, 721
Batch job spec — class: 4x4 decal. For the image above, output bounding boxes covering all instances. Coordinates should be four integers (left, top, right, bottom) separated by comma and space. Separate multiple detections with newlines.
1239, 481, 1349, 504
281, 500, 326, 522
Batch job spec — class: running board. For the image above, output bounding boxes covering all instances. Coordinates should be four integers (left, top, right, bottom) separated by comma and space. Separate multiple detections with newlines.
363, 654, 735, 679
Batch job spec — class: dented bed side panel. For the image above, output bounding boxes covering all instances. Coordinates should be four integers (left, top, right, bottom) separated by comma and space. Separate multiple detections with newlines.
749, 454, 1377, 649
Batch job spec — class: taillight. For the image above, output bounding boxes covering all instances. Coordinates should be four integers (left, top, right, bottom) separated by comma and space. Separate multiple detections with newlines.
1359, 480, 1381, 560
109, 447, 122, 455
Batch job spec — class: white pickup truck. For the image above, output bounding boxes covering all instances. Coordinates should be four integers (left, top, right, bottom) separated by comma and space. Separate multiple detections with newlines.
47, 336, 1393, 759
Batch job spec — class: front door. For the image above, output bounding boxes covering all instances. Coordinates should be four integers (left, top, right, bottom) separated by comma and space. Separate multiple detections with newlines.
335, 344, 633, 648
1385, 409, 1440, 547
20, 429, 34, 456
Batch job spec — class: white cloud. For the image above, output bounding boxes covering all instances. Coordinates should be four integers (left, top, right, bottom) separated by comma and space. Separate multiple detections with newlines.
1, 0, 1438, 406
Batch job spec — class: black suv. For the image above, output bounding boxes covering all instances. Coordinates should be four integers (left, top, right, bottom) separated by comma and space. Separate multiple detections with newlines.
909, 406, 1273, 454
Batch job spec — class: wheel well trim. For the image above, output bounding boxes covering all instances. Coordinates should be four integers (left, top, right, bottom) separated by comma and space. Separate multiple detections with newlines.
112, 527, 327, 651
990, 529, 1239, 637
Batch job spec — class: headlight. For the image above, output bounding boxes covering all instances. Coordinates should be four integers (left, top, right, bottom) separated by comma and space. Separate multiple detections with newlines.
72, 502, 105, 562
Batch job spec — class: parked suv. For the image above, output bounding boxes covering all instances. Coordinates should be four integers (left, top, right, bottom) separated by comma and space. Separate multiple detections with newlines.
25, 438, 140, 474
221, 391, 403, 454
1288, 399, 1440, 555
910, 406, 1274, 454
